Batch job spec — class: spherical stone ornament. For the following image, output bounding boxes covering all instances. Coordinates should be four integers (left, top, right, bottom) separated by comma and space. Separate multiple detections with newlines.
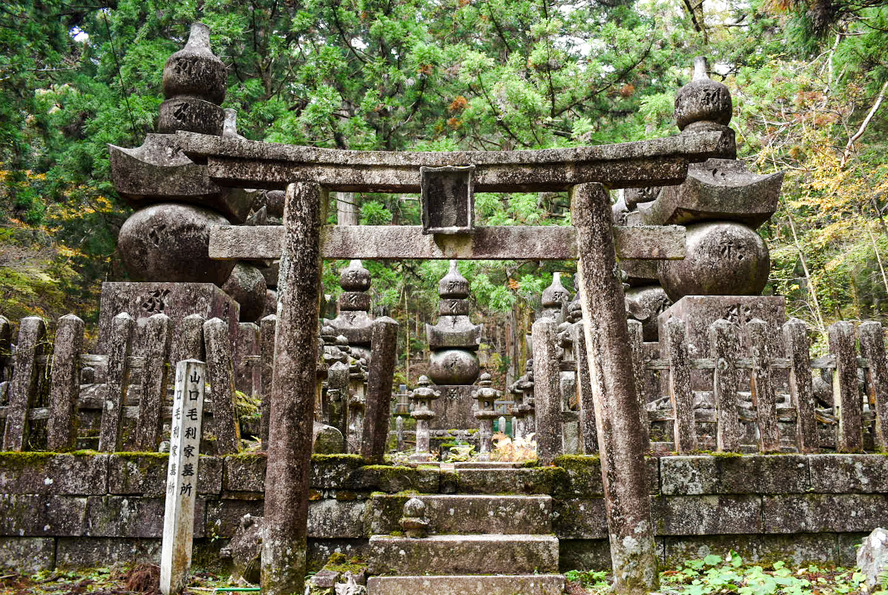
428, 349, 480, 385
659, 221, 770, 302
162, 22, 227, 105
222, 263, 268, 322
339, 260, 371, 292
674, 57, 732, 132
118, 203, 235, 286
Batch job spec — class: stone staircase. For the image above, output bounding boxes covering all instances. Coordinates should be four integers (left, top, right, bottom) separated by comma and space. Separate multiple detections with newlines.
365, 464, 565, 594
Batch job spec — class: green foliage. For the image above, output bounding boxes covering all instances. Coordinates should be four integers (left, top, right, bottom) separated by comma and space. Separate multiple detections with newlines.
657, 553, 873, 595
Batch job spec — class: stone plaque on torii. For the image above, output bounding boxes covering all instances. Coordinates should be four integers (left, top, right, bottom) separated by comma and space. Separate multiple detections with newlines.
109, 28, 739, 594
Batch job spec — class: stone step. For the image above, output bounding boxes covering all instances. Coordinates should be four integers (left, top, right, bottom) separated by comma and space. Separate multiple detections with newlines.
368, 534, 560, 575
368, 494, 552, 535
367, 574, 566, 595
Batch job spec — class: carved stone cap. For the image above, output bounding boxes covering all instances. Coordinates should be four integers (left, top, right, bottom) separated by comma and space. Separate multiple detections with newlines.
340, 260, 371, 291
674, 57, 732, 132
541, 272, 571, 308
438, 260, 469, 299
163, 22, 227, 105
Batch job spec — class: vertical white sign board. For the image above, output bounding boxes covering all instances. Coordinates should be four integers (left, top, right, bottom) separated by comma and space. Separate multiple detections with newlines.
160, 359, 206, 595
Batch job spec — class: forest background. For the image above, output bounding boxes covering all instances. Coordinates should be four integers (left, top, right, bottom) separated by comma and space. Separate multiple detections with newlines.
2, 0, 888, 386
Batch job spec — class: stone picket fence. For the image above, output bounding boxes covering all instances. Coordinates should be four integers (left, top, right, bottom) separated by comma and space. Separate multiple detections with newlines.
638, 317, 888, 455
0, 312, 263, 454
2, 311, 888, 457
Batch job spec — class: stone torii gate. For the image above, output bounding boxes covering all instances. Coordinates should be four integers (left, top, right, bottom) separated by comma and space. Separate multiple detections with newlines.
167, 126, 733, 594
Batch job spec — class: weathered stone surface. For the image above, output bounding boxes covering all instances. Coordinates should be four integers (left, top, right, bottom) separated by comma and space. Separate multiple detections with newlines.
162, 23, 227, 104
573, 182, 660, 592
809, 455, 888, 493
362, 317, 400, 462
553, 456, 660, 497
222, 263, 268, 322
211, 223, 686, 262
307, 539, 368, 572
0, 538, 55, 573
207, 500, 264, 538
367, 494, 552, 535
660, 455, 810, 495
367, 575, 566, 595
308, 455, 366, 490
224, 454, 267, 493
659, 222, 770, 301
830, 321, 862, 453
658, 296, 786, 359
262, 182, 323, 594
177, 127, 734, 191
307, 499, 366, 539
558, 539, 614, 572
763, 494, 888, 533
674, 58, 732, 132
0, 494, 87, 536
859, 322, 888, 450
3, 316, 45, 451
134, 313, 172, 452
222, 513, 263, 584
644, 159, 782, 229
858, 528, 888, 591
313, 422, 345, 454
85, 496, 205, 538
55, 537, 161, 568
554, 498, 608, 539
158, 96, 225, 135
48, 314, 84, 451
428, 349, 480, 385
118, 203, 235, 285
625, 285, 671, 342
428, 385, 476, 430
109, 133, 254, 222
353, 465, 439, 493
656, 495, 762, 535
420, 165, 475, 234
98, 312, 135, 453
108, 453, 222, 497
368, 534, 559, 575
0, 453, 109, 495
452, 467, 562, 495
204, 317, 242, 455
533, 317, 563, 465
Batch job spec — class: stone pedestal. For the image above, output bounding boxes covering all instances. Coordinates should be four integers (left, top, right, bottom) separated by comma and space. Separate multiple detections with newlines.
429, 385, 477, 430
658, 295, 787, 359
99, 282, 239, 355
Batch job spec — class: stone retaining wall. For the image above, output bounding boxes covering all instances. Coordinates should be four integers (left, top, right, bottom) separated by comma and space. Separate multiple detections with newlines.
0, 452, 885, 572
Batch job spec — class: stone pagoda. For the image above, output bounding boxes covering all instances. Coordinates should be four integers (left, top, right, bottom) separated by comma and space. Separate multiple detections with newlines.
425, 261, 482, 430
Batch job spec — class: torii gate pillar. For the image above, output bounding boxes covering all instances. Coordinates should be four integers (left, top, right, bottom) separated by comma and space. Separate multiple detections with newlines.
573, 183, 659, 593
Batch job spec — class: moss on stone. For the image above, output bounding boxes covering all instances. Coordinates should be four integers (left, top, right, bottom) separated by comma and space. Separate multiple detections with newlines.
311, 453, 365, 464
0, 451, 57, 468
553, 454, 600, 470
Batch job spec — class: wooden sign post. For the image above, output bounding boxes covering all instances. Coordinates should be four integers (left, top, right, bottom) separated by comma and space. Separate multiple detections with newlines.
160, 359, 206, 595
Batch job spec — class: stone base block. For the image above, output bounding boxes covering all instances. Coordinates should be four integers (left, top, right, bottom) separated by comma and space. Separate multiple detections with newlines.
658, 295, 786, 359
367, 574, 565, 595
429, 385, 477, 430
367, 494, 552, 535
0, 538, 55, 573
98, 282, 239, 355
368, 534, 559, 575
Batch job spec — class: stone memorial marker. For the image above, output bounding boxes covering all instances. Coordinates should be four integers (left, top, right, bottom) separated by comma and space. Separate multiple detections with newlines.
160, 359, 206, 595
